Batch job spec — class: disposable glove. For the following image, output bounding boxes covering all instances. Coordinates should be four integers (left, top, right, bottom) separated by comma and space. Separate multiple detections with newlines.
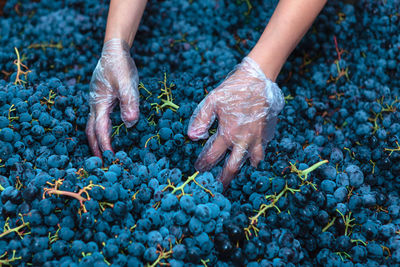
187, 57, 285, 189
86, 38, 139, 158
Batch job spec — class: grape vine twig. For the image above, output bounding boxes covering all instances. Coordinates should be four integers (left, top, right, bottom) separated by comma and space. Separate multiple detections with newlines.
43, 181, 105, 214
336, 209, 356, 236
151, 73, 180, 113
28, 41, 63, 51
0, 250, 21, 265
162, 171, 214, 199
147, 244, 173, 267
384, 141, 400, 156
249, 184, 300, 226
13, 47, 31, 86
0, 215, 30, 239
289, 159, 328, 190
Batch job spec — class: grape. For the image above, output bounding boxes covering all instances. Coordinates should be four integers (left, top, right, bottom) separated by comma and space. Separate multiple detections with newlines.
180, 195, 196, 214
0, 1, 398, 265
214, 233, 233, 260
362, 220, 379, 240
59, 227, 75, 241
103, 187, 118, 202
194, 204, 212, 223
195, 232, 213, 254
143, 247, 158, 262
84, 156, 102, 172
172, 244, 186, 260
147, 230, 162, 248
173, 210, 190, 226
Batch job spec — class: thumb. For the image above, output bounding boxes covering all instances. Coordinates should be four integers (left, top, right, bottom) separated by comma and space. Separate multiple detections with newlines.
118, 76, 140, 128
187, 94, 216, 141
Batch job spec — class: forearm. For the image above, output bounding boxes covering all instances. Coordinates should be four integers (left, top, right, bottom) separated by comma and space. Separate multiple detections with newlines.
248, 0, 327, 81
104, 0, 147, 47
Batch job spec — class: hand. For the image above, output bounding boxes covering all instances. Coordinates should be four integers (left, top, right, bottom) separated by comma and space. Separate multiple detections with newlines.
187, 57, 285, 189
86, 38, 140, 158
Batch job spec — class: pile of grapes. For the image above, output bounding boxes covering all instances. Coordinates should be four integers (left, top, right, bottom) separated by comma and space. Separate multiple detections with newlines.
0, 0, 399, 266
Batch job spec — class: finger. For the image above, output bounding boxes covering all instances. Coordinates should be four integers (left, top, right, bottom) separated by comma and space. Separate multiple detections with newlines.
194, 132, 228, 172
94, 103, 114, 154
249, 142, 265, 168
118, 65, 140, 128
119, 84, 140, 128
263, 116, 278, 143
219, 144, 248, 189
187, 93, 216, 141
86, 112, 101, 158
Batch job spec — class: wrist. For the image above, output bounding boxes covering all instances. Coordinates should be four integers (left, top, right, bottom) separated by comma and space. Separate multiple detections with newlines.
102, 38, 131, 57
104, 0, 147, 48
104, 31, 133, 47
247, 45, 285, 82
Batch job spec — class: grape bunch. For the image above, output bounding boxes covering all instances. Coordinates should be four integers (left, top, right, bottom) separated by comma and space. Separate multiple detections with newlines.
0, 0, 400, 266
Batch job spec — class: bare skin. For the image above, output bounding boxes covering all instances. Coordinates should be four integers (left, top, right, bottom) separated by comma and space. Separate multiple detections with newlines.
86, 0, 147, 158
248, 0, 328, 81
87, 0, 327, 188
104, 0, 147, 46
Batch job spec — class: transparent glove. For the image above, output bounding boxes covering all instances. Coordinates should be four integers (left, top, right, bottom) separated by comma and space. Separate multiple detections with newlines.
86, 38, 139, 158
187, 57, 285, 189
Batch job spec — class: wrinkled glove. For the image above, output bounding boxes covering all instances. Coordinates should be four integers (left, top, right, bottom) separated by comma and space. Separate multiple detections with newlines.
86, 38, 139, 158
187, 57, 285, 189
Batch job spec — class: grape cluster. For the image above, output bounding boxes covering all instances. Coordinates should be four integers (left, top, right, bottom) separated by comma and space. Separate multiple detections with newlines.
0, 0, 400, 266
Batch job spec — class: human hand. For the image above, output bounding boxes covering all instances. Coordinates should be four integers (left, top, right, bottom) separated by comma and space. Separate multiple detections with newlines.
187, 57, 284, 189
86, 38, 139, 158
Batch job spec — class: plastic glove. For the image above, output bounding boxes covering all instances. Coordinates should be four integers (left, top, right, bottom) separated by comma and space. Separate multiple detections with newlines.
86, 38, 139, 158
187, 57, 285, 189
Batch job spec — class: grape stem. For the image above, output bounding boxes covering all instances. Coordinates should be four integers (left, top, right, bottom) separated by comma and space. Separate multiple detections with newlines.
382, 245, 391, 258
112, 122, 127, 137
138, 82, 152, 99
13, 47, 31, 86
151, 72, 180, 113
351, 239, 367, 246
8, 104, 19, 123
335, 251, 351, 262
289, 159, 328, 190
43, 182, 104, 214
144, 134, 160, 148
40, 89, 57, 110
322, 217, 336, 232
28, 41, 63, 51
201, 258, 210, 267
290, 159, 329, 181
147, 244, 173, 267
336, 209, 356, 236
0, 250, 22, 265
248, 159, 328, 229
249, 184, 299, 225
171, 172, 199, 195
162, 171, 214, 199
0, 217, 30, 239
384, 141, 400, 156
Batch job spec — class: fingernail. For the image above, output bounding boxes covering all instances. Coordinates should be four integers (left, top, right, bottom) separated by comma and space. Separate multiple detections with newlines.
121, 111, 139, 128
123, 119, 137, 128
188, 129, 208, 140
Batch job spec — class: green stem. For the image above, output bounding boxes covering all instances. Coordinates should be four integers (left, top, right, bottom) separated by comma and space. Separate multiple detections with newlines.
322, 217, 336, 232
171, 172, 199, 194
250, 184, 298, 225
351, 239, 367, 246
0, 222, 30, 239
300, 159, 329, 179
160, 99, 180, 110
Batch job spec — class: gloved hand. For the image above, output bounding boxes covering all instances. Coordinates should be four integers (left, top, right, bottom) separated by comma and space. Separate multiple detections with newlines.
86, 38, 140, 158
187, 57, 285, 189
